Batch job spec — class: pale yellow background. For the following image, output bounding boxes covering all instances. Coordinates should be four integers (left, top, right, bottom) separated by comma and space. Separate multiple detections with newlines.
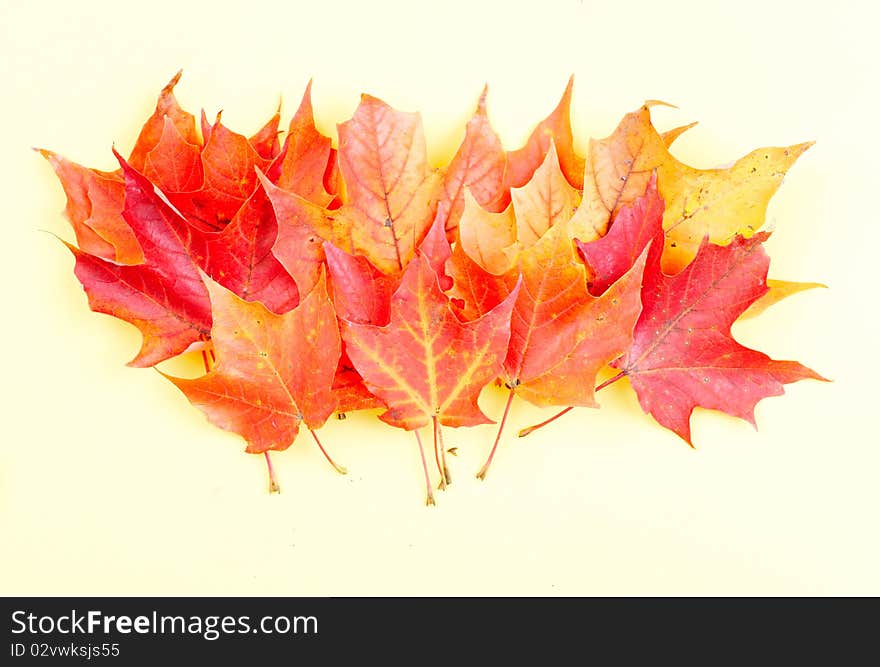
1, 0, 877, 596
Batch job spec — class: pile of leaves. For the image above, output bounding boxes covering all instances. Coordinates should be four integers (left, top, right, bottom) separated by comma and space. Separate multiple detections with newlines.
40, 73, 826, 503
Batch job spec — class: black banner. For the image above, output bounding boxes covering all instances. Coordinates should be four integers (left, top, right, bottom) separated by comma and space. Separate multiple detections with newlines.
0, 597, 870, 661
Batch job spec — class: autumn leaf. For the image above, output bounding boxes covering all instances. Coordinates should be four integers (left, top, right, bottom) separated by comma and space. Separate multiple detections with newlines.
452, 217, 647, 478
516, 178, 665, 440
258, 95, 442, 275
502, 223, 646, 410
509, 141, 582, 249
505, 76, 584, 191
164, 271, 343, 461
142, 117, 204, 194
333, 95, 442, 273
341, 246, 519, 431
127, 70, 201, 172
458, 142, 580, 275
572, 102, 811, 272
612, 232, 826, 444
38, 150, 143, 264
168, 115, 272, 231
661, 142, 813, 272
456, 192, 517, 275
200, 184, 300, 314
259, 171, 333, 295
66, 152, 211, 367
267, 81, 335, 206
577, 173, 665, 295
437, 87, 506, 232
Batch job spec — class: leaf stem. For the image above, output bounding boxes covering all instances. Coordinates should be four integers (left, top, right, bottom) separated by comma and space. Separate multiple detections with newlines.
264, 451, 280, 493
200, 349, 212, 373
517, 408, 572, 438
517, 371, 627, 438
414, 430, 435, 506
433, 416, 450, 488
309, 429, 347, 475
595, 370, 627, 393
476, 387, 516, 480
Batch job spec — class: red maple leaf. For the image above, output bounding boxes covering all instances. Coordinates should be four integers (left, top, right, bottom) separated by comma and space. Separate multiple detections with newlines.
66, 152, 211, 367
577, 173, 665, 294
613, 232, 827, 443
200, 184, 300, 314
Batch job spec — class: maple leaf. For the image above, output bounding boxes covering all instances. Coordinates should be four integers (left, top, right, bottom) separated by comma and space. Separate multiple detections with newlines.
341, 246, 519, 431
127, 70, 201, 172
267, 81, 335, 206
509, 141, 582, 250
167, 115, 272, 231
38, 150, 143, 264
572, 102, 811, 272
504, 76, 584, 191
458, 142, 580, 275
437, 87, 506, 232
200, 183, 300, 314
613, 232, 826, 444
257, 95, 442, 275
259, 171, 332, 296
516, 176, 664, 439
333, 94, 442, 273
324, 216, 471, 417
450, 216, 647, 478
455, 192, 517, 275
502, 224, 646, 410
577, 173, 665, 295
341, 223, 519, 494
66, 152, 211, 367
164, 271, 344, 468
142, 117, 204, 194
438, 78, 585, 234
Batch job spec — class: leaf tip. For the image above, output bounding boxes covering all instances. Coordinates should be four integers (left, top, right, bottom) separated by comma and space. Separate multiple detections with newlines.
164, 69, 184, 92
476, 84, 490, 111
644, 99, 678, 110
